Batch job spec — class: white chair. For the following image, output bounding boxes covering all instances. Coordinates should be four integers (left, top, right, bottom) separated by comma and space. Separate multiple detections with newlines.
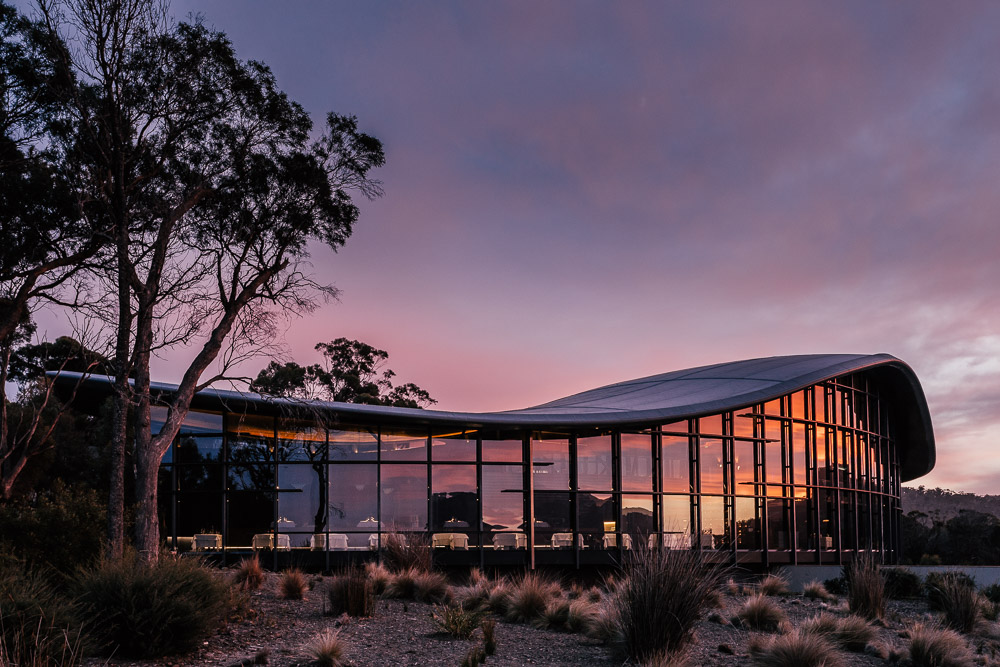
603, 534, 634, 550
193, 533, 221, 551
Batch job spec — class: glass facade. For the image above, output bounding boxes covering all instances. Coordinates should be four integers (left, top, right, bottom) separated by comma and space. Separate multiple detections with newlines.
157, 371, 904, 565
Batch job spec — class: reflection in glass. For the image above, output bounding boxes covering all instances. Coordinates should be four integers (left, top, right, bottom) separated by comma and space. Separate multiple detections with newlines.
794, 492, 814, 550
622, 495, 654, 541
535, 491, 571, 545
578, 492, 613, 547
661, 435, 689, 493
179, 410, 223, 433
699, 439, 724, 494
432, 465, 477, 531
277, 464, 322, 534
577, 435, 612, 490
432, 431, 477, 461
735, 497, 760, 549
661, 495, 691, 540
328, 464, 377, 530
380, 464, 427, 531
176, 492, 222, 537
791, 422, 807, 486
176, 464, 223, 491
840, 492, 856, 550
482, 437, 522, 463
765, 433, 783, 486
228, 464, 273, 491
228, 413, 274, 462
329, 427, 378, 461
381, 428, 428, 461
766, 498, 790, 550
621, 433, 653, 492
732, 410, 756, 438
733, 440, 755, 495
662, 420, 690, 435
226, 491, 271, 547
532, 437, 569, 491
701, 496, 728, 549
175, 436, 223, 464
482, 465, 522, 532
700, 414, 723, 436
276, 418, 326, 462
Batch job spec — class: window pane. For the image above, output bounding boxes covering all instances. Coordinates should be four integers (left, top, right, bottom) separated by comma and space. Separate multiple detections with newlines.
621, 433, 653, 491
662, 495, 692, 540
622, 495, 655, 542
228, 463, 273, 491
328, 464, 377, 530
175, 435, 223, 464
431, 465, 477, 530
176, 464, 223, 491
176, 492, 222, 538
381, 428, 428, 461
732, 410, 757, 438
228, 414, 274, 462
791, 422, 807, 486
277, 464, 322, 535
662, 420, 690, 435
482, 465, 522, 532
699, 415, 723, 436
577, 435, 612, 490
735, 497, 760, 549
661, 435, 689, 493
329, 427, 378, 461
699, 438, 724, 494
226, 491, 271, 547
380, 464, 427, 531
766, 498, 790, 550
733, 440, 755, 495
177, 409, 223, 434
532, 437, 569, 491
535, 492, 571, 545
701, 496, 728, 549
578, 493, 613, 534
276, 418, 326, 462
482, 436, 522, 462
431, 431, 477, 462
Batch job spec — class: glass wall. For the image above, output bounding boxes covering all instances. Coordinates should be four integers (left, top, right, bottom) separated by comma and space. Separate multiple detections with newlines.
158, 371, 902, 564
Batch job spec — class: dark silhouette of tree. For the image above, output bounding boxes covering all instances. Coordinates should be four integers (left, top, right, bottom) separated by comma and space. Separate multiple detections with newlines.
29, 0, 385, 561
250, 338, 436, 409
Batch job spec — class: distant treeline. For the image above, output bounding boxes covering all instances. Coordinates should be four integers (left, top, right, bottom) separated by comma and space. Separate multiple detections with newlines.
901, 486, 1000, 565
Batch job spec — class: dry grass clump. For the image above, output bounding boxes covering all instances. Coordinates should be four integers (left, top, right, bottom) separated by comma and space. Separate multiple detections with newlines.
905, 623, 975, 667
930, 576, 981, 634
460, 643, 486, 667
611, 547, 728, 664
536, 598, 572, 630
750, 629, 842, 667
306, 629, 346, 667
565, 599, 601, 634
734, 594, 787, 632
326, 570, 374, 617
382, 532, 432, 573
759, 573, 790, 596
481, 617, 497, 655
233, 554, 264, 591
845, 554, 885, 621
414, 570, 451, 604
803, 580, 832, 601
431, 604, 483, 638
486, 580, 512, 615
801, 613, 875, 652
505, 572, 560, 624
364, 562, 392, 596
384, 566, 418, 599
279, 568, 307, 600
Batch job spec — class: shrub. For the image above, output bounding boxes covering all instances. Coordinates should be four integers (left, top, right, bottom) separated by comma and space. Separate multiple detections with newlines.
750, 629, 842, 667
0, 561, 85, 666
0, 481, 105, 579
845, 555, 885, 621
759, 573, 790, 596
382, 532, 432, 573
306, 629, 346, 667
980, 582, 1000, 605
481, 616, 497, 655
505, 572, 559, 624
905, 623, 974, 667
327, 570, 374, 617
233, 554, 265, 591
279, 568, 307, 600
431, 604, 482, 638
413, 570, 451, 604
823, 576, 847, 596
884, 567, 922, 599
74, 553, 229, 658
934, 577, 981, 634
802, 580, 831, 601
925, 571, 976, 611
734, 594, 787, 632
610, 547, 727, 663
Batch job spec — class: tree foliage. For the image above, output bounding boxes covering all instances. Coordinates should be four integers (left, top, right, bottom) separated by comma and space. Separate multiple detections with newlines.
250, 337, 436, 408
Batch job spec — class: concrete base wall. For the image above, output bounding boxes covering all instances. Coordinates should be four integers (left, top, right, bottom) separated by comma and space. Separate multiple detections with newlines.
773, 564, 1000, 592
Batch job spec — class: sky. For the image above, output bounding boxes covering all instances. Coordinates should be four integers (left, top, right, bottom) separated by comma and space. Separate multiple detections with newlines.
26, 1, 1000, 493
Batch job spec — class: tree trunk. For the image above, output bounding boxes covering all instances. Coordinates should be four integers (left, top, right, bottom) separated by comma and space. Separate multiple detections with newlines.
107, 378, 128, 559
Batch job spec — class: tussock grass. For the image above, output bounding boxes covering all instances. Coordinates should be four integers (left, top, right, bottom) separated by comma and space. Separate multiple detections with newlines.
326, 569, 374, 617
905, 623, 974, 667
611, 547, 728, 663
0, 561, 85, 666
750, 629, 842, 667
481, 616, 497, 655
535, 598, 571, 630
802, 580, 832, 601
382, 533, 432, 573
364, 562, 392, 596
233, 554, 264, 591
279, 568, 307, 600
801, 613, 875, 652
759, 573, 790, 596
505, 572, 559, 624
845, 554, 885, 621
385, 567, 418, 600
734, 594, 787, 632
413, 570, 451, 604
431, 604, 482, 638
934, 577, 981, 634
460, 643, 486, 667
306, 629, 346, 667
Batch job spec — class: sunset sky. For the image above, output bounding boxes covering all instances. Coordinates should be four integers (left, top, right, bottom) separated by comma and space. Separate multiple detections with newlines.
29, 2, 1000, 493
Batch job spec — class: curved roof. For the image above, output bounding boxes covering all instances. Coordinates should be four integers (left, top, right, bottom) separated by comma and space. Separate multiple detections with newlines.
55, 352, 935, 482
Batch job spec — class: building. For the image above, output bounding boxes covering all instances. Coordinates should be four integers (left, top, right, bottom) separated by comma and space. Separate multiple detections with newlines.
66, 353, 936, 568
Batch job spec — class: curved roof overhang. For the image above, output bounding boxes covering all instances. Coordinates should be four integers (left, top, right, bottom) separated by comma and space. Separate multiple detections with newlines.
52, 352, 935, 482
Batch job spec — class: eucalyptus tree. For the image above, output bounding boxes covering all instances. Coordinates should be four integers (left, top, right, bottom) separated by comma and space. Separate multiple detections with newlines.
36, 0, 384, 560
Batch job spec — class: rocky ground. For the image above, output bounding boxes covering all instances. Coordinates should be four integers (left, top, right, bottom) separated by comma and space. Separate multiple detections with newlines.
80, 572, 1000, 666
